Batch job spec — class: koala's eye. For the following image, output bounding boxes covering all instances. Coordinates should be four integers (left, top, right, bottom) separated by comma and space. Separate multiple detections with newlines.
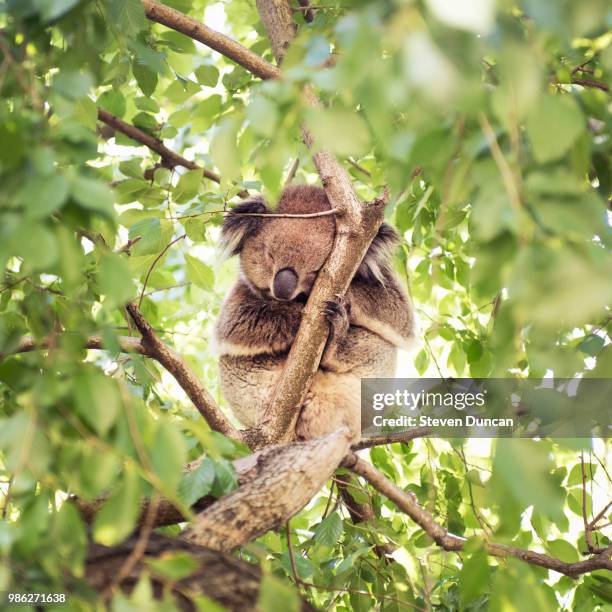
265, 250, 274, 265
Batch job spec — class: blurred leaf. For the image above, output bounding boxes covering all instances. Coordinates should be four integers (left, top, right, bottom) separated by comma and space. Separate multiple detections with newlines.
73, 369, 121, 436
147, 551, 199, 581
526, 95, 585, 163
92, 469, 141, 546
306, 108, 370, 157
195, 65, 220, 87
105, 0, 147, 37
258, 573, 300, 612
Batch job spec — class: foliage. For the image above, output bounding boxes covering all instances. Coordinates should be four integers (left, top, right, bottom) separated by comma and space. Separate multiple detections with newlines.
0, 0, 610, 610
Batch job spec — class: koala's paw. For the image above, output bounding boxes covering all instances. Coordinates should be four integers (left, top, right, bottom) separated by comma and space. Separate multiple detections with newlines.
324, 294, 351, 340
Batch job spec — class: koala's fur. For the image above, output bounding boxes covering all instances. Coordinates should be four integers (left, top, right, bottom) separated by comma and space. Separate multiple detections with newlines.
216, 185, 414, 441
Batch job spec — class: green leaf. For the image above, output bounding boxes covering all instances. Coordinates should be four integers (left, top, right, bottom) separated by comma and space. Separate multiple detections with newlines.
247, 96, 279, 138
12, 224, 58, 270
489, 439, 565, 525
210, 117, 242, 183
526, 94, 585, 163
178, 458, 215, 506
151, 422, 187, 491
73, 370, 121, 436
195, 65, 220, 87
71, 176, 115, 214
566, 462, 597, 486
93, 469, 141, 545
257, 574, 300, 612
52, 70, 93, 99
459, 549, 490, 604
133, 61, 158, 96
35, 0, 81, 22
547, 539, 579, 563
19, 174, 69, 220
173, 169, 204, 203
466, 339, 483, 364
578, 335, 604, 357
415, 349, 429, 375
97, 90, 126, 117
105, 0, 147, 38
97, 253, 135, 307
147, 551, 199, 581
306, 108, 370, 157
313, 512, 343, 547
184, 254, 214, 290
210, 459, 237, 497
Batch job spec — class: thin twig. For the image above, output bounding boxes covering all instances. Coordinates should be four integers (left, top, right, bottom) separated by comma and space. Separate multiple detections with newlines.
479, 113, 522, 212
571, 78, 609, 92
347, 157, 372, 178
284, 157, 300, 186
138, 234, 186, 307
172, 208, 339, 220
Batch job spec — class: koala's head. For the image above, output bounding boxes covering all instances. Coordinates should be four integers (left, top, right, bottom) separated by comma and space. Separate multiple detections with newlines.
220, 185, 399, 302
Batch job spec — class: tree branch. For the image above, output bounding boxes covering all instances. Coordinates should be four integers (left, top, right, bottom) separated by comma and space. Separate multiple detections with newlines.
97, 108, 249, 198
351, 428, 431, 451
124, 302, 242, 441
570, 78, 609, 92
183, 430, 352, 551
7, 326, 243, 443
141, 0, 279, 80
240, 0, 388, 447
86, 533, 316, 610
5, 335, 147, 358
343, 452, 612, 577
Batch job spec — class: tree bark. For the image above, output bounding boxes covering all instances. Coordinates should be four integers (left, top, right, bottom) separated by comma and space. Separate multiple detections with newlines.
125, 302, 243, 441
97, 109, 249, 198
86, 534, 315, 611
247, 0, 388, 447
183, 430, 351, 551
344, 452, 612, 577
142, 0, 279, 80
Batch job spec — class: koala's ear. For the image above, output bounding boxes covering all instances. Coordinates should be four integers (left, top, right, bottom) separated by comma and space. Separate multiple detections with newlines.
357, 223, 400, 283
219, 197, 268, 259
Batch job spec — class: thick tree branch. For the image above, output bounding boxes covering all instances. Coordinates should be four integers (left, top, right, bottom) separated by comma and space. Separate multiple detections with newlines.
77, 447, 274, 528
183, 430, 351, 551
343, 452, 612, 577
141, 0, 279, 80
237, 0, 387, 447
86, 534, 316, 610
124, 302, 242, 441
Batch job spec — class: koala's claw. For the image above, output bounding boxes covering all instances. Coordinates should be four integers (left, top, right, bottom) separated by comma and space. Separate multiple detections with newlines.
323, 296, 351, 337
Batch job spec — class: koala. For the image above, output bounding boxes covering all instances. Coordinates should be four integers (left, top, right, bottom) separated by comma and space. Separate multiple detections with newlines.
215, 185, 414, 442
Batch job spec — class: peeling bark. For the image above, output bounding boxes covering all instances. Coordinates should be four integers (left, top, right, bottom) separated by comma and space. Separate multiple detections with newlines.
183, 430, 352, 551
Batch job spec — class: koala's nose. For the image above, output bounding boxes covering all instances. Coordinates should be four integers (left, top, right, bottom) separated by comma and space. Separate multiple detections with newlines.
272, 268, 298, 301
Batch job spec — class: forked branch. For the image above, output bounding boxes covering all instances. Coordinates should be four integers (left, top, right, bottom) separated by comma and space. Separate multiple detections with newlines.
343, 452, 612, 577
